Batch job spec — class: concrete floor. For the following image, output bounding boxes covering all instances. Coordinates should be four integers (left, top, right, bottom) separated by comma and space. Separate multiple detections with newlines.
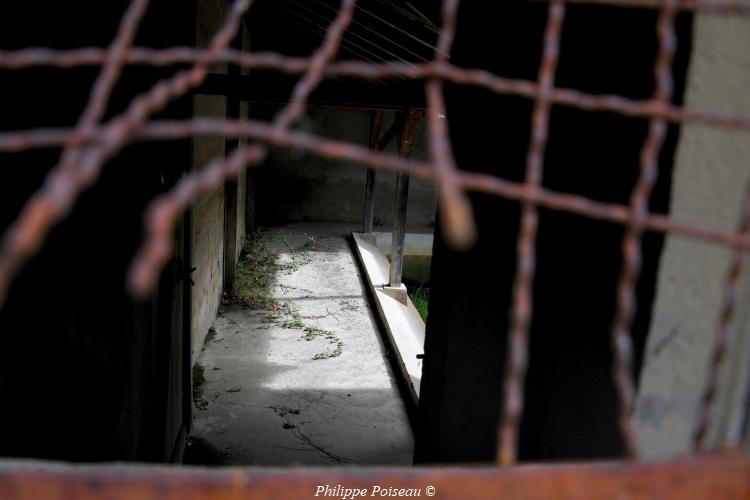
187, 223, 414, 465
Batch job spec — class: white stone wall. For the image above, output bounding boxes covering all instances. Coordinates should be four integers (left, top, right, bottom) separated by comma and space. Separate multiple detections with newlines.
635, 11, 750, 458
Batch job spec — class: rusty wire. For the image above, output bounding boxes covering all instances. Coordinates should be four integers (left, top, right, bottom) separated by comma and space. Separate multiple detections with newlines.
500, 0, 566, 466
129, 0, 358, 296
4, 52, 750, 132
3, 116, 750, 252
425, 0, 477, 250
0, 0, 153, 305
530, 0, 750, 14
59, 0, 151, 170
0, 0, 749, 462
694, 178, 750, 450
0, 0, 255, 306
610, 0, 679, 458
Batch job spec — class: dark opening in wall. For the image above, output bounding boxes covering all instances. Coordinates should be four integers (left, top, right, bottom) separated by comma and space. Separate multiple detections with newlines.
416, 2, 693, 463
0, 0, 195, 462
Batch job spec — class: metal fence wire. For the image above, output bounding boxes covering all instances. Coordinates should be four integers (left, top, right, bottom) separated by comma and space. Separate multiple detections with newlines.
0, 0, 749, 466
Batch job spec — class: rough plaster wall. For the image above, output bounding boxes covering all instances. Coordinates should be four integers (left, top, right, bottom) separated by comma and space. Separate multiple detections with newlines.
190, 0, 230, 365
191, 94, 227, 365
259, 108, 438, 229
635, 12, 750, 458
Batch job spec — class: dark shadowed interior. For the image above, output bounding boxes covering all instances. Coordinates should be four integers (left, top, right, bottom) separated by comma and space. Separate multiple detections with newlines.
416, 2, 692, 462
0, 0, 692, 464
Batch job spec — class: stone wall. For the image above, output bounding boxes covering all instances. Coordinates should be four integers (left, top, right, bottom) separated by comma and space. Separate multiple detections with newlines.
635, 12, 750, 458
255, 107, 438, 230
190, 0, 241, 365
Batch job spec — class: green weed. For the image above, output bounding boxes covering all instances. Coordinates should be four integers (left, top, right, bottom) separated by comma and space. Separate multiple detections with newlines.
230, 229, 343, 360
409, 286, 429, 322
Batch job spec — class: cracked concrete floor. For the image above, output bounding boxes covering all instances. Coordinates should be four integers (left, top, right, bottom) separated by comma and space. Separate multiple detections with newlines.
187, 223, 414, 465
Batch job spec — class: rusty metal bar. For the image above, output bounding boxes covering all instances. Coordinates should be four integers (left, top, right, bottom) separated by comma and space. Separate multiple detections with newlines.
0, 0, 152, 305
58, 0, 150, 178
3, 56, 750, 133
0, 0, 256, 306
500, 0, 566, 466
694, 178, 750, 449
1, 454, 750, 500
0, 0, 750, 472
129, 0, 358, 297
5, 115, 750, 261
363, 110, 383, 233
531, 0, 750, 14
271, 1, 356, 132
5, 116, 750, 257
609, 0, 678, 458
1, 47, 748, 126
425, 0, 477, 251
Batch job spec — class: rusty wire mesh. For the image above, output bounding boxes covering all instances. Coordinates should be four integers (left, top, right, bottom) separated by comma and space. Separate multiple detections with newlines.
0, 0, 749, 465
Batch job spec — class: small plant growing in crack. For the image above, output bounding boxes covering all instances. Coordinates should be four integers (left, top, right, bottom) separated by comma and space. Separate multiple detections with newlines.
282, 302, 342, 360
303, 326, 344, 360
278, 234, 312, 273
229, 229, 279, 308
228, 229, 343, 360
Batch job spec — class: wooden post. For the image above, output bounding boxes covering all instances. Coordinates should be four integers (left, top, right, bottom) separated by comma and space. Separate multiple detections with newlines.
389, 172, 410, 288
245, 171, 256, 234
389, 108, 421, 289
222, 33, 242, 294
363, 111, 383, 234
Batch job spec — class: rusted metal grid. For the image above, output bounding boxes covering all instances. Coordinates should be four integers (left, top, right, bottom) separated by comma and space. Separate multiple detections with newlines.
0, 0, 749, 470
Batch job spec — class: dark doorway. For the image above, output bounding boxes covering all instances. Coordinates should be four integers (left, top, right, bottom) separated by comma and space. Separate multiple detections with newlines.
415, 2, 693, 463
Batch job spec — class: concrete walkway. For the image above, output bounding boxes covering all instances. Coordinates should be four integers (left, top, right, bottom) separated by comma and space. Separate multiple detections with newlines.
187, 223, 414, 465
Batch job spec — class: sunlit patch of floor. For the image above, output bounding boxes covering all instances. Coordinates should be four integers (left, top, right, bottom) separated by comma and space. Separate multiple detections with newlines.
187, 223, 414, 465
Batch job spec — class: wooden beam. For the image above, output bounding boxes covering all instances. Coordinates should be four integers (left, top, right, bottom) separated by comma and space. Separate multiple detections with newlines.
363, 110, 383, 234
196, 74, 426, 111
